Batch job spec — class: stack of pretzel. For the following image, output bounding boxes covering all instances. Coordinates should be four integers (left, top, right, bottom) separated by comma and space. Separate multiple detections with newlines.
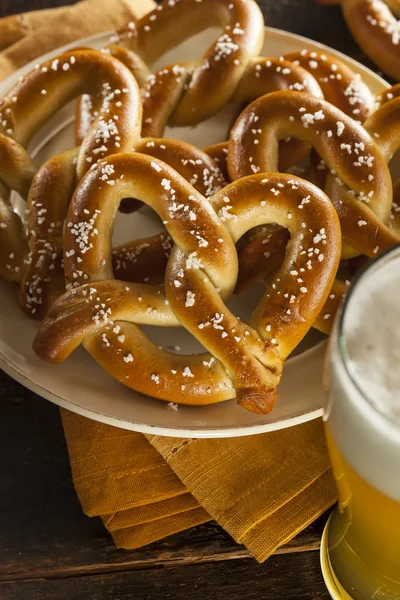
1, 0, 399, 415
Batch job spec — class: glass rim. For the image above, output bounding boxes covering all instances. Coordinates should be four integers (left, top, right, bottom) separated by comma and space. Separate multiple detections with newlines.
336, 243, 400, 428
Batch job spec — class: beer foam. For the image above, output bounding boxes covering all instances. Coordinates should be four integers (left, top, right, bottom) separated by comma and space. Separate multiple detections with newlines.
326, 251, 400, 502
343, 257, 400, 421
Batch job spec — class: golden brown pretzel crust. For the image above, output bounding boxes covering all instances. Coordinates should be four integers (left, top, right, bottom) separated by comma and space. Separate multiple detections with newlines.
140, 55, 324, 175
0, 48, 141, 283
342, 0, 400, 81
19, 148, 78, 317
75, 46, 150, 147
0, 49, 141, 178
19, 138, 226, 318
0, 136, 36, 282
229, 90, 395, 259
34, 154, 341, 413
283, 50, 374, 122
114, 0, 265, 126
375, 82, 400, 108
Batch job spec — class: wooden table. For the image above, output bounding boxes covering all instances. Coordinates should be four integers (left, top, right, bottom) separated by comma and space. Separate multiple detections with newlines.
0, 1, 378, 597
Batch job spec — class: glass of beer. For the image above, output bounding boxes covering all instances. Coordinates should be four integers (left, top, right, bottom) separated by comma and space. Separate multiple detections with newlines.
321, 245, 400, 599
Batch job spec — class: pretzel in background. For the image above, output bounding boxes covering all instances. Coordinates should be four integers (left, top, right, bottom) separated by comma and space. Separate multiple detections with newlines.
317, 0, 400, 80
0, 48, 141, 284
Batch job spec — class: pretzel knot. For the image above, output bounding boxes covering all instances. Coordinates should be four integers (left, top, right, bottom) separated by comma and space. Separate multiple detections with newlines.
229, 90, 396, 260
34, 153, 341, 414
20, 138, 226, 318
113, 0, 265, 126
0, 48, 141, 283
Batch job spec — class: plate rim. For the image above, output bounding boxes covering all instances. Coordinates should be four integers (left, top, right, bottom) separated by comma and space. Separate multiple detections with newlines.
0, 27, 389, 438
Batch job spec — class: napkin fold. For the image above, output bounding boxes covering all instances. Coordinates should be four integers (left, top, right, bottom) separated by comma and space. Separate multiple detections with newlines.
62, 410, 336, 559
1, 0, 337, 560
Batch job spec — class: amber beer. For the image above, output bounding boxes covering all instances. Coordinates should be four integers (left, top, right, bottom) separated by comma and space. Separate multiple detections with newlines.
321, 247, 400, 599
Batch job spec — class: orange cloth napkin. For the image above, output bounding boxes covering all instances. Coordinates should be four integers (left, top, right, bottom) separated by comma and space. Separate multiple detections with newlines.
61, 410, 336, 560
0, 0, 337, 560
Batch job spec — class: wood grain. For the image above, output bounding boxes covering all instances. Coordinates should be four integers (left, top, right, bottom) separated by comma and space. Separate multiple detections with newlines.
0, 369, 330, 583
0, 551, 331, 599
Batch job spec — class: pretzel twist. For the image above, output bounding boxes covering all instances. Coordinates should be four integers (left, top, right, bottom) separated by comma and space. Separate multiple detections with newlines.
229, 90, 396, 260
20, 138, 226, 318
241, 87, 400, 331
75, 0, 265, 133
283, 50, 374, 122
34, 153, 341, 413
312, 90, 400, 328
113, 0, 265, 125
77, 52, 375, 296
0, 48, 141, 283
342, 0, 400, 81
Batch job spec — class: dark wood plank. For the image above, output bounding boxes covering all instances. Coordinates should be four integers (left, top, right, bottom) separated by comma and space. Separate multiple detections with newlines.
0, 369, 329, 582
0, 551, 330, 599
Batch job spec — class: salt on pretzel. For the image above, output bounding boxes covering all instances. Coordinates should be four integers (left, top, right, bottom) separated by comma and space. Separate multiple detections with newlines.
34, 153, 341, 413
317, 0, 400, 80
243, 88, 400, 332
20, 138, 226, 318
229, 90, 396, 260
74, 47, 150, 146
87, 57, 375, 293
343, 0, 400, 81
75, 0, 265, 134
283, 50, 374, 122
0, 48, 141, 283
113, 0, 265, 126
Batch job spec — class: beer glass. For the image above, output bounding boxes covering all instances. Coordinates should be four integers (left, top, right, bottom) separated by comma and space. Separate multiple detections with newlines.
321, 246, 400, 599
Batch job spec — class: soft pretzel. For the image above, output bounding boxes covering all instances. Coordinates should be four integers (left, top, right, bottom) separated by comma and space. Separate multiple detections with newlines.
20, 138, 226, 318
34, 153, 341, 413
0, 48, 141, 283
111, 0, 265, 126
229, 90, 396, 259
73, 0, 265, 135
317, 0, 400, 80
78, 49, 325, 172
90, 67, 376, 294
283, 50, 374, 122
343, 0, 400, 81
247, 88, 400, 331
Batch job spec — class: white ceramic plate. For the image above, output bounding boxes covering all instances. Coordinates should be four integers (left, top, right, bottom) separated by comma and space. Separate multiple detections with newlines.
0, 27, 390, 438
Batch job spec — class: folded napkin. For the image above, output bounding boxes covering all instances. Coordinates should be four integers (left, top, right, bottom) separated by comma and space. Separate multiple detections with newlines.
0, 0, 337, 560
62, 410, 336, 560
